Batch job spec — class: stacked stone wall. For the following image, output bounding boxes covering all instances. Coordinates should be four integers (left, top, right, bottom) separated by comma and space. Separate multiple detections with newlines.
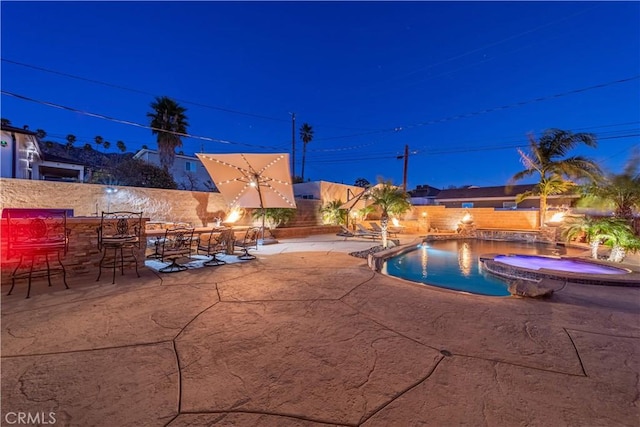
0, 178, 326, 228
1, 178, 538, 232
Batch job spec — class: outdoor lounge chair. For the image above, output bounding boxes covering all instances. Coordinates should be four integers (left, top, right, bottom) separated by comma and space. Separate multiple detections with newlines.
235, 227, 261, 260
355, 223, 381, 240
369, 222, 399, 237
337, 225, 354, 238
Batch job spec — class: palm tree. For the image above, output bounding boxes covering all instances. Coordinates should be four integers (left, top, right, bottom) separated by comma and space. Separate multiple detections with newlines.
116, 140, 127, 153
603, 220, 640, 262
103, 140, 111, 150
510, 128, 601, 228
562, 215, 613, 259
36, 129, 47, 139
320, 200, 347, 225
579, 149, 640, 220
368, 180, 412, 248
94, 135, 104, 150
561, 215, 639, 262
65, 134, 76, 151
299, 123, 314, 182
147, 96, 189, 171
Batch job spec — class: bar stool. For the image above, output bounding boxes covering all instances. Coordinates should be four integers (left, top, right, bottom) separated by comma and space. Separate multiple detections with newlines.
5, 208, 70, 299
97, 211, 143, 284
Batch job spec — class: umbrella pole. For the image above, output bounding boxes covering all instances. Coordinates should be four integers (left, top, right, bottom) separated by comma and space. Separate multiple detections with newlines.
255, 181, 266, 243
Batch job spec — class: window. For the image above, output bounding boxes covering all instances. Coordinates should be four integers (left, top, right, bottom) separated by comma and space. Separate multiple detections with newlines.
461, 202, 474, 208
185, 161, 197, 172
503, 202, 517, 209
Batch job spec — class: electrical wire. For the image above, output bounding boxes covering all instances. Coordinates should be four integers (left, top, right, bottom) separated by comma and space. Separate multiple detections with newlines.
1, 90, 281, 150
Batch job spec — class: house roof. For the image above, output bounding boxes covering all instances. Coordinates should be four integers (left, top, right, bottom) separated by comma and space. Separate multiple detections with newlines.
435, 184, 536, 201
134, 148, 200, 161
0, 124, 38, 136
408, 184, 441, 197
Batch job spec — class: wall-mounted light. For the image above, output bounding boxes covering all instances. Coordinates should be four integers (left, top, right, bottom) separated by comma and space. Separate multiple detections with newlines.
105, 187, 118, 212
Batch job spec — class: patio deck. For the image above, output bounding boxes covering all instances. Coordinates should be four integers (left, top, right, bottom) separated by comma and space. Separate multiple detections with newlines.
1, 234, 638, 426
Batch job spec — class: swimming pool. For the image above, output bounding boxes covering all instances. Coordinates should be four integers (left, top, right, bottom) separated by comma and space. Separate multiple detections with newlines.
382, 239, 586, 297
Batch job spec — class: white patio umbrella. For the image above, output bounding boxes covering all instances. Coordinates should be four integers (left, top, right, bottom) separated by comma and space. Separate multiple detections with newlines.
196, 153, 296, 241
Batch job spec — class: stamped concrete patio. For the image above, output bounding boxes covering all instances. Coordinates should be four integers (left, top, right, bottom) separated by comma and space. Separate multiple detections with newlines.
1, 234, 639, 426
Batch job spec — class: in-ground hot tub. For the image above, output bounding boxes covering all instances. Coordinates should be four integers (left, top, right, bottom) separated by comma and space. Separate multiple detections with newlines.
480, 254, 636, 287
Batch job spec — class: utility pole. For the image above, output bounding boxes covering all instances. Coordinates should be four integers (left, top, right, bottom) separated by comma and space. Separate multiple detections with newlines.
290, 112, 296, 180
396, 144, 409, 192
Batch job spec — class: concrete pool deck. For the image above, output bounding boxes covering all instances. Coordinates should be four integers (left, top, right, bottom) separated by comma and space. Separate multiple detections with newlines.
1, 234, 639, 426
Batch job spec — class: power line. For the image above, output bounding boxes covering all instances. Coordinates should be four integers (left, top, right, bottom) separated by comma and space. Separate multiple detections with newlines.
307, 132, 640, 164
1, 90, 280, 150
1, 58, 290, 123
1, 58, 386, 133
311, 75, 640, 144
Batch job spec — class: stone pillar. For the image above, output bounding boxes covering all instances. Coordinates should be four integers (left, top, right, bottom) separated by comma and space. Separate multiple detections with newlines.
539, 225, 559, 244
457, 223, 477, 238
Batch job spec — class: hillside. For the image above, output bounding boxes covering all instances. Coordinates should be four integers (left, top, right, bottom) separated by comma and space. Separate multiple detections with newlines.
38, 140, 134, 168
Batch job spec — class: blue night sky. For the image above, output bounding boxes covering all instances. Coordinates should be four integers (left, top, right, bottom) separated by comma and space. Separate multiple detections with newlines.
2, 1, 639, 190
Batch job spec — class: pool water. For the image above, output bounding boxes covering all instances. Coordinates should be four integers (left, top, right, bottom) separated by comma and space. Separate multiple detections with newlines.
382, 239, 585, 297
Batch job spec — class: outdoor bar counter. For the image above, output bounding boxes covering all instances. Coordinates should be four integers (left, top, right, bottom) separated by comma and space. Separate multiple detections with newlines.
0, 216, 149, 284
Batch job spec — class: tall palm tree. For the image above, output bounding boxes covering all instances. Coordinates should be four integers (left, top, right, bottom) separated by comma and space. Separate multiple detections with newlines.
94, 135, 104, 151
510, 128, 601, 228
579, 149, 640, 220
65, 134, 76, 151
368, 180, 412, 248
116, 140, 127, 153
299, 123, 314, 182
147, 96, 189, 171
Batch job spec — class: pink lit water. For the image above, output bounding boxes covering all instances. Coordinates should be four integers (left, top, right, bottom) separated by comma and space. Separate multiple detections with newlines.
494, 255, 627, 275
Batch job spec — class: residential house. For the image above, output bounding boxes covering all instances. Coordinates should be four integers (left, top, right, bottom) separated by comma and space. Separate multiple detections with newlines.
133, 149, 214, 191
293, 181, 364, 205
408, 184, 441, 205
1, 124, 84, 182
432, 184, 577, 209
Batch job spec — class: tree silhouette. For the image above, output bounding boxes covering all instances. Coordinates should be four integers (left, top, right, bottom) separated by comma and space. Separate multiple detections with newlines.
65, 134, 76, 151
299, 123, 314, 182
147, 96, 189, 170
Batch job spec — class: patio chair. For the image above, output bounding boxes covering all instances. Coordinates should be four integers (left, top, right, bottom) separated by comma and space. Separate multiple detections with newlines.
235, 227, 261, 260
355, 223, 381, 240
5, 208, 70, 298
97, 211, 143, 284
198, 228, 235, 267
157, 226, 195, 273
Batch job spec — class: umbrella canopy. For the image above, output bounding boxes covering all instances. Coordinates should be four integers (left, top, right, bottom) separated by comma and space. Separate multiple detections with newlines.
339, 183, 389, 211
339, 189, 367, 211
196, 153, 296, 210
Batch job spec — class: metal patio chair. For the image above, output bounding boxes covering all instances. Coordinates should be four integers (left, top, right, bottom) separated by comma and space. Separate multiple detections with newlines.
97, 211, 143, 284
5, 208, 70, 298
